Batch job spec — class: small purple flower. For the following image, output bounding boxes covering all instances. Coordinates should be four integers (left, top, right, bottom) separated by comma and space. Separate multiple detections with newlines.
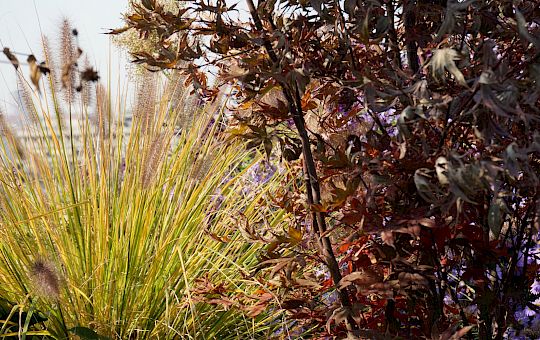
503, 328, 528, 340
464, 304, 478, 315
337, 104, 348, 113
247, 161, 276, 185
443, 293, 453, 305
314, 264, 331, 281
321, 290, 338, 305
496, 265, 504, 280
531, 280, 540, 295
286, 118, 295, 128
239, 161, 278, 196
387, 126, 398, 137
515, 308, 528, 323
525, 306, 536, 317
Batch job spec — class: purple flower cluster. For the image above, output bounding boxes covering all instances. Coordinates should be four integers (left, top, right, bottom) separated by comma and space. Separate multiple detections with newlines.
531, 280, 540, 295
505, 298, 540, 339
245, 161, 277, 187
504, 236, 540, 339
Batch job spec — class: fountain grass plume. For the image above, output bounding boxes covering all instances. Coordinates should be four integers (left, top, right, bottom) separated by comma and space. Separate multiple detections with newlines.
16, 75, 40, 124
59, 18, 78, 104
95, 82, 110, 139
29, 259, 61, 301
80, 57, 94, 107
133, 71, 157, 134
42, 36, 59, 94
0, 112, 25, 160
141, 132, 167, 188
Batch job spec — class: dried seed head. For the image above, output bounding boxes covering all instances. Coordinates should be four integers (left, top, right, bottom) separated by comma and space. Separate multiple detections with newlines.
95, 83, 110, 139
59, 18, 78, 103
29, 259, 61, 300
80, 57, 95, 107
176, 95, 197, 131
141, 133, 167, 188
190, 152, 214, 183
133, 72, 157, 134
42, 36, 60, 94
165, 70, 186, 111
0, 112, 25, 160
16, 75, 39, 124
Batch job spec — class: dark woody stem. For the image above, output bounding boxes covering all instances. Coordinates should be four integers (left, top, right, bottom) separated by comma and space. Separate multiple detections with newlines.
245, 0, 358, 333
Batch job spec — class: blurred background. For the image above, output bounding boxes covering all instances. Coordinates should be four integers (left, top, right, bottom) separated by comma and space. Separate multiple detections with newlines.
0, 0, 128, 120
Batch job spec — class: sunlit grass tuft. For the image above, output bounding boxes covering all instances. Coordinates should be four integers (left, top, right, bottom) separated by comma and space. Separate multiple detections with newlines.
0, 52, 287, 338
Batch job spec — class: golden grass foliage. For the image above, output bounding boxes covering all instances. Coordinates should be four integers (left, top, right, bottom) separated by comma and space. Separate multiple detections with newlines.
0, 35, 287, 339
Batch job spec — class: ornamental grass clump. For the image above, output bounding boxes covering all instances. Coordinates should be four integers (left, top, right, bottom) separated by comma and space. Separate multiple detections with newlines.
0, 22, 288, 339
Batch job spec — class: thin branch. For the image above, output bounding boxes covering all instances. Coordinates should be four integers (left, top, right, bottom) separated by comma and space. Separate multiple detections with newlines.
245, 0, 358, 333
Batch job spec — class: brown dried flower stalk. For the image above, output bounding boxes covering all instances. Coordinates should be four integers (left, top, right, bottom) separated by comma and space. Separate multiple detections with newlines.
16, 75, 39, 124
0, 112, 25, 160
95, 83, 110, 139
141, 133, 167, 188
29, 259, 61, 300
165, 70, 186, 111
79, 57, 94, 106
133, 72, 157, 134
42, 36, 59, 92
59, 18, 79, 104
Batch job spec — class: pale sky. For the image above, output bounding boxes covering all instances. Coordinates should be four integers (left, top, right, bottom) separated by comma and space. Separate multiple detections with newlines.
0, 0, 129, 116
0, 0, 253, 119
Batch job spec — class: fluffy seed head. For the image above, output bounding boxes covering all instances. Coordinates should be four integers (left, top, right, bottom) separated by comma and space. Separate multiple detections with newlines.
29, 259, 61, 300
141, 133, 167, 188
16, 75, 39, 124
80, 57, 94, 106
59, 18, 77, 103
0, 112, 25, 160
95, 83, 110, 139
133, 72, 157, 134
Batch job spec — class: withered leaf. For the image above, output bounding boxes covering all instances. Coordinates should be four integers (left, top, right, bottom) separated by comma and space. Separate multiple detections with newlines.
436, 0, 476, 40
326, 306, 355, 333
515, 10, 540, 51
429, 48, 468, 87
488, 197, 507, 239
281, 299, 305, 309
439, 324, 475, 340
397, 272, 430, 290
27, 55, 41, 93
61, 63, 73, 89
339, 270, 382, 289
38, 62, 50, 75
80, 67, 99, 82
3, 47, 19, 69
